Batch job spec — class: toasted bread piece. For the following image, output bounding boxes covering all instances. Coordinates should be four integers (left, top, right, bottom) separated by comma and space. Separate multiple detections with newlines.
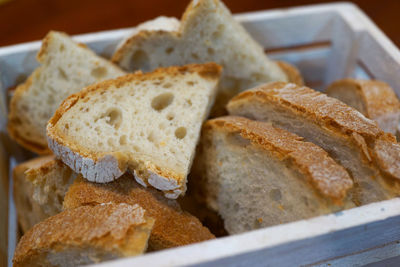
64, 175, 215, 250
276, 61, 304, 86
112, 0, 287, 115
195, 116, 353, 234
13, 203, 154, 267
13, 156, 77, 232
8, 31, 125, 154
326, 79, 400, 135
227, 82, 400, 205
46, 63, 221, 198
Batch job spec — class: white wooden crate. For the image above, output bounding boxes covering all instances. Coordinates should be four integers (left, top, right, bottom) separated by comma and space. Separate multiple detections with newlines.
1, 2, 400, 266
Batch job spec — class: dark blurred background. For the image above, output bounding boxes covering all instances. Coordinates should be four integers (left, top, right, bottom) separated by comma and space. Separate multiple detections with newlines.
1, 0, 400, 47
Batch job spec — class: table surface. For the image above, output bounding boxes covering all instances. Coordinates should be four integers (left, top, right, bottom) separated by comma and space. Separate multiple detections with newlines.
1, 0, 400, 48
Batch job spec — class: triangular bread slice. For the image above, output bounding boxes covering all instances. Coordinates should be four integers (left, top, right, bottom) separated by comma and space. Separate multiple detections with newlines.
195, 116, 354, 234
227, 82, 400, 205
64, 174, 215, 250
13, 156, 77, 233
112, 0, 287, 115
13, 203, 154, 267
326, 79, 400, 135
8, 31, 125, 154
47, 63, 222, 198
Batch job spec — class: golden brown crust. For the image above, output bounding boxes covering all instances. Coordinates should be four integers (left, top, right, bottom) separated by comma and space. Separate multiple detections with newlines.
205, 116, 353, 203
228, 82, 400, 183
276, 61, 304, 86
326, 79, 400, 119
64, 175, 215, 250
229, 82, 384, 140
13, 203, 154, 265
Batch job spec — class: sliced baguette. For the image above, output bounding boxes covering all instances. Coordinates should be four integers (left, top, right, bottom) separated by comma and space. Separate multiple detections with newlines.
8, 31, 125, 154
227, 82, 400, 205
112, 0, 287, 115
64, 174, 215, 250
13, 203, 154, 267
46, 63, 222, 198
13, 156, 77, 232
326, 79, 400, 135
196, 116, 353, 234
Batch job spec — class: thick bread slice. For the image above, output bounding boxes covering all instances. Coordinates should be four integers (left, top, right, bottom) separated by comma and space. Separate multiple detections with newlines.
276, 61, 304, 86
46, 63, 222, 198
326, 79, 400, 135
112, 0, 287, 115
197, 116, 353, 234
8, 31, 125, 154
64, 174, 215, 250
13, 156, 77, 232
227, 82, 400, 205
13, 203, 154, 267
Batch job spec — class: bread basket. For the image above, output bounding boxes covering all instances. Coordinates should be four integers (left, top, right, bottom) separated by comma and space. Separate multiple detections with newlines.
1, 2, 400, 266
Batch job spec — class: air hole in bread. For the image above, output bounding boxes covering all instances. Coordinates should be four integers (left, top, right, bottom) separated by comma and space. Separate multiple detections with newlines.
64, 124, 69, 130
59, 44, 65, 52
119, 135, 127, 146
91, 67, 108, 79
165, 47, 174, 54
167, 113, 175, 121
175, 127, 187, 139
207, 47, 215, 55
130, 49, 150, 71
227, 133, 250, 147
163, 82, 173, 89
212, 24, 225, 39
58, 67, 68, 81
269, 189, 282, 202
151, 93, 174, 111
302, 196, 309, 207
107, 138, 114, 147
186, 99, 193, 106
191, 53, 199, 60
100, 108, 122, 129
147, 131, 156, 143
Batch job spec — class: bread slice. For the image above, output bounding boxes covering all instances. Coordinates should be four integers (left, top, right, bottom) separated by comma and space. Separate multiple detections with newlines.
196, 116, 353, 234
46, 63, 221, 198
326, 79, 400, 135
13, 156, 77, 232
13, 203, 154, 267
227, 82, 400, 205
64, 174, 215, 250
112, 0, 287, 115
276, 61, 304, 86
8, 31, 125, 154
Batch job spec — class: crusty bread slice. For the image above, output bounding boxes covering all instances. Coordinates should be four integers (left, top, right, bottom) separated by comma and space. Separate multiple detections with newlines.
326, 79, 400, 135
64, 174, 215, 250
112, 0, 287, 115
227, 82, 400, 205
8, 31, 125, 154
13, 156, 77, 233
196, 116, 353, 234
276, 61, 304, 86
13, 203, 154, 267
47, 63, 222, 198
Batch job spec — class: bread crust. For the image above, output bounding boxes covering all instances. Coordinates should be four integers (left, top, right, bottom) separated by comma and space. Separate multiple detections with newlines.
46, 63, 222, 197
276, 61, 304, 86
205, 116, 353, 203
227, 82, 400, 183
326, 79, 400, 135
63, 175, 215, 250
13, 203, 154, 266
